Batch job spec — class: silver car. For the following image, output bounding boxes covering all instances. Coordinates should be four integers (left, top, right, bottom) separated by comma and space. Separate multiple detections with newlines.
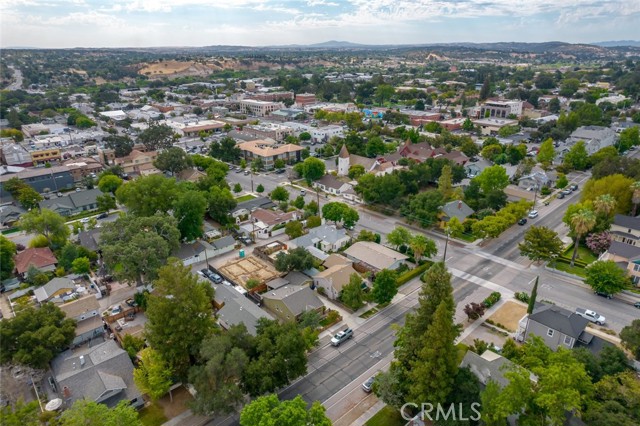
362, 376, 375, 393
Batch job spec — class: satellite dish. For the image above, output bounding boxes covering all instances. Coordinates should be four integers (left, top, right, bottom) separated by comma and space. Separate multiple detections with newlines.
45, 398, 63, 411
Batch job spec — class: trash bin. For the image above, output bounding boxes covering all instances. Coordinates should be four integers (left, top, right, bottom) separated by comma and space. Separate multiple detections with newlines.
239, 249, 245, 258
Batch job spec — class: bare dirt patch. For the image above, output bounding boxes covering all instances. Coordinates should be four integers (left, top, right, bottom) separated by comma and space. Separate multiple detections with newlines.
158, 385, 193, 418
218, 255, 280, 288
487, 300, 527, 332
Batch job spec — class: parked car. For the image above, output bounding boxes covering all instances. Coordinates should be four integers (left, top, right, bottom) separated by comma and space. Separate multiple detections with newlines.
634, 301, 640, 309
111, 305, 122, 315
594, 291, 613, 299
528, 210, 539, 219
557, 192, 565, 199
125, 298, 137, 307
517, 218, 527, 226
275, 168, 286, 174
569, 184, 579, 191
97, 213, 108, 219
300, 189, 306, 196
331, 327, 353, 347
244, 170, 251, 175
236, 168, 243, 173
575, 308, 606, 325
362, 376, 376, 393
561, 188, 572, 195
80, 217, 91, 223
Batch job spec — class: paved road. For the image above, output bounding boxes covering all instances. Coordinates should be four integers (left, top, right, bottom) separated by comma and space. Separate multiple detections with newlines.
6, 65, 23, 91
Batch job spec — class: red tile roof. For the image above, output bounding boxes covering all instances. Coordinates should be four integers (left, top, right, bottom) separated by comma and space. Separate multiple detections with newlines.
14, 247, 58, 274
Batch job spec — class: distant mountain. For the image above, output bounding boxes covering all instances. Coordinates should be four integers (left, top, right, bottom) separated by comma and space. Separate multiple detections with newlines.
592, 40, 640, 47
307, 40, 366, 48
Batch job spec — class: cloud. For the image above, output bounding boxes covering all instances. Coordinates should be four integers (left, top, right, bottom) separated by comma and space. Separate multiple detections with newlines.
307, 0, 340, 6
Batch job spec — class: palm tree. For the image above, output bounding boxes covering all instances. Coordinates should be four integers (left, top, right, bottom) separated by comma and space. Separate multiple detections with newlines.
409, 234, 429, 263
631, 181, 640, 216
570, 209, 596, 266
593, 194, 616, 218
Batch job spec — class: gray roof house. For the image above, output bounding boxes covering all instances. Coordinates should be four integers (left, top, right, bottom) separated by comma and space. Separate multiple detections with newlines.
78, 228, 102, 252
51, 339, 143, 409
39, 188, 103, 217
261, 285, 324, 323
214, 284, 273, 335
461, 350, 537, 388
440, 200, 474, 223
312, 174, 352, 196
344, 241, 408, 271
290, 224, 350, 253
610, 214, 640, 246
518, 169, 557, 190
232, 196, 277, 220
34, 277, 76, 304
565, 125, 617, 155
0, 204, 25, 227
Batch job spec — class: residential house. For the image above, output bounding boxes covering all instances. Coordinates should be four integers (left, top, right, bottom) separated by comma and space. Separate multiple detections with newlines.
231, 197, 276, 221
566, 126, 617, 155
33, 275, 89, 304
173, 240, 218, 266
599, 240, 640, 286
472, 118, 519, 136
290, 224, 350, 253
265, 271, 311, 290
14, 247, 57, 276
440, 200, 474, 225
39, 188, 102, 217
313, 174, 352, 196
518, 169, 557, 190
63, 158, 104, 183
51, 339, 143, 409
261, 285, 324, 323
78, 228, 102, 252
0, 205, 25, 228
461, 350, 535, 388
313, 259, 359, 300
210, 235, 237, 257
0, 165, 74, 194
113, 150, 159, 176
214, 284, 273, 335
59, 296, 104, 346
250, 208, 298, 239
237, 140, 303, 169
344, 241, 408, 272
610, 214, 640, 246
397, 141, 468, 166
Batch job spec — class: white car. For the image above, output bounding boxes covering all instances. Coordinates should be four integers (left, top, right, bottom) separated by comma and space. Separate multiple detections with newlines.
80, 218, 90, 223
528, 210, 539, 219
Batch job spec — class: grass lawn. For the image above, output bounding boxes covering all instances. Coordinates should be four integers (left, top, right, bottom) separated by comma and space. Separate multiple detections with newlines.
365, 405, 405, 426
235, 194, 256, 203
359, 307, 379, 319
552, 261, 587, 278
561, 245, 598, 264
139, 402, 168, 426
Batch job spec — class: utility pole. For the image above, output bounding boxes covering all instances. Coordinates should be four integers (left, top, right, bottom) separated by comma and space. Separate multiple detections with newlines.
442, 227, 451, 263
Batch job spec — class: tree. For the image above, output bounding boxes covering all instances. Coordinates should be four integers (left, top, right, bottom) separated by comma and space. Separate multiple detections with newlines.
104, 134, 134, 158
321, 202, 359, 227
133, 347, 172, 401
251, 158, 263, 172
584, 371, 640, 426
446, 216, 465, 239
274, 158, 286, 169
297, 157, 326, 184
137, 123, 176, 151
274, 247, 314, 272
292, 195, 305, 209
375, 84, 395, 105
386, 226, 412, 249
348, 164, 366, 180
233, 183, 242, 193
307, 215, 321, 228
0, 399, 41, 425
240, 394, 331, 426
620, 319, 640, 360
437, 164, 453, 199
479, 76, 491, 100
582, 174, 634, 214
285, 221, 304, 239
189, 324, 252, 415
209, 136, 241, 162
585, 260, 630, 295
409, 234, 437, 262
0, 303, 76, 369
569, 208, 596, 266
564, 141, 589, 171
154, 147, 194, 176
371, 269, 398, 304
518, 226, 564, 264
408, 300, 459, 405
632, 181, 640, 216
475, 165, 509, 194
18, 208, 69, 248
122, 334, 145, 361
528, 277, 538, 315
556, 173, 569, 189
462, 118, 475, 132
256, 183, 264, 193
586, 231, 612, 254
0, 235, 17, 280
271, 186, 290, 202
145, 259, 214, 380
208, 186, 237, 225
15, 186, 42, 210
71, 257, 90, 274
97, 174, 123, 194
100, 215, 180, 285
173, 190, 207, 241
593, 193, 617, 219
96, 194, 117, 213
116, 174, 178, 217
618, 127, 639, 152
341, 273, 365, 310
463, 302, 486, 321
58, 400, 142, 426
537, 138, 555, 168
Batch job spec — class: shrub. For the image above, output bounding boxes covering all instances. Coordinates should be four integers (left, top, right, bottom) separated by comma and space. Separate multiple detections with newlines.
514, 292, 530, 303
325, 310, 340, 324
482, 291, 502, 308
540, 186, 551, 196
397, 262, 432, 286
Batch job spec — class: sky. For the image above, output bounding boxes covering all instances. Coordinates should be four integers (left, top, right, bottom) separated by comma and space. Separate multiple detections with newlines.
1, 0, 638, 49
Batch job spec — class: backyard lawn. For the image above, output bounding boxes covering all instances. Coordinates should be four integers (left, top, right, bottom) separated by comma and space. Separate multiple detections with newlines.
235, 194, 256, 203
365, 405, 405, 426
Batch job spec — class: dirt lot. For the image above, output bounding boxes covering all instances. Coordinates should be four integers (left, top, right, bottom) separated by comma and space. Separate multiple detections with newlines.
159, 386, 193, 418
218, 256, 280, 288
487, 300, 528, 332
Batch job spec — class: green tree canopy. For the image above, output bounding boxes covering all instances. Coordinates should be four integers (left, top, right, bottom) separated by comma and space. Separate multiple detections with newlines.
285, 220, 304, 239
137, 123, 177, 151
341, 273, 365, 311
58, 400, 142, 426
321, 202, 359, 227
386, 226, 412, 249
154, 146, 194, 175
97, 174, 123, 194
585, 260, 630, 295
270, 186, 290, 202
537, 138, 555, 168
18, 208, 69, 248
173, 190, 207, 241
209, 136, 241, 162
116, 174, 179, 217
133, 347, 172, 401
371, 269, 398, 304
274, 247, 314, 272
207, 185, 237, 225
518, 226, 564, 263
295, 157, 326, 184
0, 235, 17, 280
104, 134, 134, 158
474, 165, 510, 194
564, 141, 590, 171
620, 319, 640, 360
240, 394, 331, 426
582, 174, 634, 214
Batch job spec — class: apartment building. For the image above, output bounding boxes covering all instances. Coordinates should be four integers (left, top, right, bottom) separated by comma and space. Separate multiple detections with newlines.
239, 99, 284, 117
479, 100, 524, 119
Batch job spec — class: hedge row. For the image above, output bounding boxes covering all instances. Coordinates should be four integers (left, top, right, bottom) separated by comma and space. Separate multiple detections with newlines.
483, 292, 502, 308
396, 261, 433, 287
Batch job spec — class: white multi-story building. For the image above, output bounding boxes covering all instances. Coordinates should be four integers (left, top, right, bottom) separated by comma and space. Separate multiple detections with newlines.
239, 99, 284, 117
480, 100, 523, 119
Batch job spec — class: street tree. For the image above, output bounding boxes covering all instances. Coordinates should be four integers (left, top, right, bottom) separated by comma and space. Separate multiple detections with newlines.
154, 146, 194, 176
408, 300, 459, 405
537, 138, 555, 168
437, 164, 453, 199
97, 174, 123, 194
0, 235, 17, 280
564, 140, 589, 170
274, 247, 314, 272
462, 118, 475, 132
271, 186, 290, 202
341, 273, 365, 310
133, 348, 172, 401
18, 208, 69, 248
296, 157, 326, 184
582, 174, 634, 214
585, 260, 630, 295
307, 215, 321, 228
15, 186, 42, 210
274, 158, 286, 169
145, 259, 214, 380
556, 173, 569, 189
100, 214, 180, 285
408, 234, 437, 262
189, 324, 252, 415
96, 194, 116, 213
173, 190, 207, 241
58, 400, 142, 426
285, 221, 304, 239
620, 319, 640, 360
371, 269, 398, 304
321, 202, 359, 227
0, 303, 76, 369
518, 226, 564, 264
104, 134, 134, 158
250, 158, 263, 171
240, 395, 331, 426
386, 226, 412, 249
475, 165, 510, 194
209, 136, 241, 162
233, 183, 242, 193
116, 174, 179, 217
569, 208, 597, 266
137, 123, 177, 151
207, 186, 237, 225
256, 184, 264, 193
292, 195, 305, 209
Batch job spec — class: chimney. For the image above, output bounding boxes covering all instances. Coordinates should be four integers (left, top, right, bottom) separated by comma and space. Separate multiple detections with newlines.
79, 355, 85, 367
458, 200, 462, 210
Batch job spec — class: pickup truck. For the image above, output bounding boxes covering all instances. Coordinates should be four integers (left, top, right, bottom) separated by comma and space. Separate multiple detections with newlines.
331, 328, 353, 346
575, 308, 606, 325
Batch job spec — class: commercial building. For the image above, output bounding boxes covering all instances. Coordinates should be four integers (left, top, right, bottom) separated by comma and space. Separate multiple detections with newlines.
239, 99, 285, 117
479, 100, 523, 119
237, 139, 303, 169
